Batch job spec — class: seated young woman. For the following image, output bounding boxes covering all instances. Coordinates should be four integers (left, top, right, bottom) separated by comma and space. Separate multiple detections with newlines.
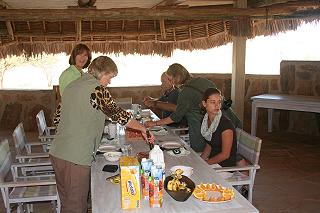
200, 87, 237, 167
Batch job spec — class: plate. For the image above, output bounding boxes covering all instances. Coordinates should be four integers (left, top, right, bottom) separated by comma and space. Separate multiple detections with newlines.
196, 190, 232, 203
149, 126, 164, 131
160, 141, 182, 150
98, 144, 118, 153
193, 183, 235, 203
103, 151, 122, 162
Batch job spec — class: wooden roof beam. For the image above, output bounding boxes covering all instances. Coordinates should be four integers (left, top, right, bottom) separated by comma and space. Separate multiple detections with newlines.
248, 0, 299, 8
12, 30, 162, 37
0, 1, 319, 21
152, 0, 184, 8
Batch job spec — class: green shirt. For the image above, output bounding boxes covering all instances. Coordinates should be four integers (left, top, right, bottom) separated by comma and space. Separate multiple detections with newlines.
170, 77, 216, 152
59, 65, 82, 95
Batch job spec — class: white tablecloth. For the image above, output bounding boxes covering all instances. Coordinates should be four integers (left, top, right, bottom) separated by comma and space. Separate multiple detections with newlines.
91, 128, 259, 213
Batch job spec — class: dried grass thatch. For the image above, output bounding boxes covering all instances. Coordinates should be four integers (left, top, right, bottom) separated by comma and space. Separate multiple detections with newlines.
0, 17, 319, 58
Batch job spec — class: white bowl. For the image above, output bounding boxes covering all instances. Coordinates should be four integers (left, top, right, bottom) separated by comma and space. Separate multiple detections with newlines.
103, 151, 122, 162
170, 165, 193, 178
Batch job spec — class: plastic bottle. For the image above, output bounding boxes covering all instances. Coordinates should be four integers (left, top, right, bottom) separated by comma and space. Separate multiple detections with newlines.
149, 145, 165, 169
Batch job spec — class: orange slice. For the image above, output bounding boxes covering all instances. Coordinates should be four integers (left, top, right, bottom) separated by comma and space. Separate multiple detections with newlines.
193, 190, 205, 199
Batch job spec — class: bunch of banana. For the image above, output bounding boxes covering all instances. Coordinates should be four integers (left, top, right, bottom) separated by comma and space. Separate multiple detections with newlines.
167, 169, 191, 192
106, 174, 121, 184
174, 169, 183, 179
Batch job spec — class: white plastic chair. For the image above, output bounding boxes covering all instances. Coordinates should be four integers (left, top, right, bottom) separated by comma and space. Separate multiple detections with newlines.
12, 123, 53, 175
0, 138, 60, 213
36, 110, 56, 143
214, 128, 262, 203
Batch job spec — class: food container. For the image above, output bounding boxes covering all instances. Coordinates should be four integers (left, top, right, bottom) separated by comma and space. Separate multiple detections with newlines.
149, 165, 164, 207
136, 152, 149, 163
170, 166, 193, 178
103, 151, 122, 162
164, 175, 195, 202
141, 158, 153, 200
120, 156, 141, 209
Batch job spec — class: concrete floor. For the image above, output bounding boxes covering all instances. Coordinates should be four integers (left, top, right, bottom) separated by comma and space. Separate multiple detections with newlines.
254, 131, 320, 213
1, 130, 319, 213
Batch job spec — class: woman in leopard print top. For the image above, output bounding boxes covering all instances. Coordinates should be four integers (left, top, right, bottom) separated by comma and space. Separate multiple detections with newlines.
50, 56, 154, 213
53, 85, 132, 126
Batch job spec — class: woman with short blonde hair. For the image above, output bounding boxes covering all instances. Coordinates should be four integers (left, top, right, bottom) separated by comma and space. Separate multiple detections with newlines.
88, 56, 118, 80
50, 56, 154, 213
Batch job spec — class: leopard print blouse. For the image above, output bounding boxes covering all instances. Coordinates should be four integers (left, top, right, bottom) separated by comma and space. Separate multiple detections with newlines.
53, 86, 132, 126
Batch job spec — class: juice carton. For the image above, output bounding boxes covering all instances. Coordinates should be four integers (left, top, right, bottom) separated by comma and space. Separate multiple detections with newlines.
149, 165, 164, 208
120, 156, 141, 209
140, 158, 153, 200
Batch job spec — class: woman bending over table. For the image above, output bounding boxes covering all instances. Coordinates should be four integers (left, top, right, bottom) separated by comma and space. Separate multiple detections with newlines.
50, 56, 154, 213
145, 63, 217, 152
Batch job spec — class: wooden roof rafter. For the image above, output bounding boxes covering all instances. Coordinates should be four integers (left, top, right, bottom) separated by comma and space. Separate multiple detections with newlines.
7, 19, 229, 41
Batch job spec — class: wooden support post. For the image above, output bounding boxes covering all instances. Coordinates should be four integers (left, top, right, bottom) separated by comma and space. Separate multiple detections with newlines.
160, 19, 166, 39
5, 21, 14, 40
231, 0, 247, 123
76, 20, 82, 41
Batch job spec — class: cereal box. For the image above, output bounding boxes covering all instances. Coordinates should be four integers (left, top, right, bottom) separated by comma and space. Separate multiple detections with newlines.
120, 156, 141, 209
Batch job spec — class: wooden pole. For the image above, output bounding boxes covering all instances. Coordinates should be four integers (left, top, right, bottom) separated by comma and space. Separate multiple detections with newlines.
231, 0, 247, 123
5, 21, 14, 40
160, 19, 166, 39
76, 20, 82, 41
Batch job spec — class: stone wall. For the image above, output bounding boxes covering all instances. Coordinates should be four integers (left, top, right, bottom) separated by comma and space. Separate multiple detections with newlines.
278, 61, 320, 135
0, 61, 319, 135
0, 90, 55, 131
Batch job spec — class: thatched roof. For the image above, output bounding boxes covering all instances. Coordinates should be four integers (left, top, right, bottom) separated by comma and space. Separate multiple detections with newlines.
0, 0, 319, 57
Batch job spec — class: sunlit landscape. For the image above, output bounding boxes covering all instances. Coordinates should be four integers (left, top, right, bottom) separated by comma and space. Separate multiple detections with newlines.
0, 21, 319, 89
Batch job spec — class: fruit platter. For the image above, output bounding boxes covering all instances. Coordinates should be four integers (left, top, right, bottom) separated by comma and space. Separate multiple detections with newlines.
193, 183, 235, 202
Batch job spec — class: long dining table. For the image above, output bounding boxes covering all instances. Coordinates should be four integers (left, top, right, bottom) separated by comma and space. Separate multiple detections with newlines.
91, 111, 259, 213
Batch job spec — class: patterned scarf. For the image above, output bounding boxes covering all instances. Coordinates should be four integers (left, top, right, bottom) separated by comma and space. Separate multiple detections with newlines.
201, 110, 222, 141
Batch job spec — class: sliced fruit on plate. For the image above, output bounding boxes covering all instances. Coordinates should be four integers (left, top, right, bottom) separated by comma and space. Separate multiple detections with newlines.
193, 188, 205, 199
193, 183, 235, 202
